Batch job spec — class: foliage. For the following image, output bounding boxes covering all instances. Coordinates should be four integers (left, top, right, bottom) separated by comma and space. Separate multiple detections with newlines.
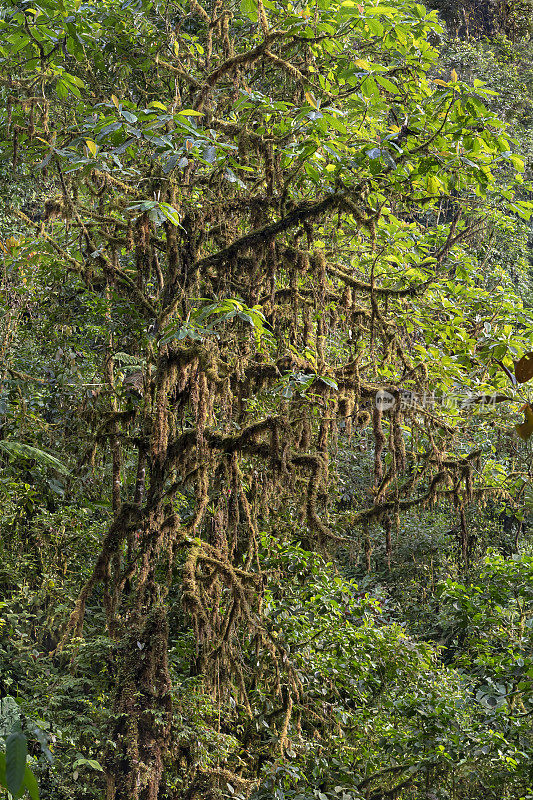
1, 0, 533, 799
427, 0, 533, 41
0, 700, 40, 800
435, 553, 533, 796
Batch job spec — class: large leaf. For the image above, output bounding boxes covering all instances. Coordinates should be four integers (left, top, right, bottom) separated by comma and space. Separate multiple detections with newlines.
23, 765, 40, 800
6, 732, 27, 797
515, 404, 533, 441
514, 352, 533, 383
0, 752, 6, 790
0, 753, 40, 800
0, 442, 70, 475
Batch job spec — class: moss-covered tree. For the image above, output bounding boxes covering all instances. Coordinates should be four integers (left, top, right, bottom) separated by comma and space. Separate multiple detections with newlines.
1, 0, 533, 797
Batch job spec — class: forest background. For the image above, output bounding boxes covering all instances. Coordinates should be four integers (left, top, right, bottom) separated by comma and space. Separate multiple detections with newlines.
2, 0, 533, 799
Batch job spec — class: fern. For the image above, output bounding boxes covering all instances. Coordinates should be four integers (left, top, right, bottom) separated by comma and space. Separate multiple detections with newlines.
0, 441, 70, 475
113, 352, 145, 367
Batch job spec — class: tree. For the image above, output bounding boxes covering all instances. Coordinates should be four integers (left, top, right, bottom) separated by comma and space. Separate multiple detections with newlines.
427, 0, 533, 40
0, 0, 531, 796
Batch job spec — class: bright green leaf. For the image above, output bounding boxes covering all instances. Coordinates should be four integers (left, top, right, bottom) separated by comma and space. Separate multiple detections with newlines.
6, 732, 27, 798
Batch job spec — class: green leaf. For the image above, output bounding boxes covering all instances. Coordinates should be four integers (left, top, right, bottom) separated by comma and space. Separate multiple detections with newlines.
6, 732, 27, 797
0, 752, 6, 790
509, 154, 524, 171
23, 765, 40, 800
64, 72, 84, 88
56, 79, 68, 100
318, 376, 338, 390
304, 162, 321, 182
365, 6, 396, 15
86, 760, 104, 772
157, 203, 183, 227
240, 0, 257, 22
361, 77, 379, 100
427, 175, 442, 195
375, 75, 399, 94
0, 442, 70, 475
